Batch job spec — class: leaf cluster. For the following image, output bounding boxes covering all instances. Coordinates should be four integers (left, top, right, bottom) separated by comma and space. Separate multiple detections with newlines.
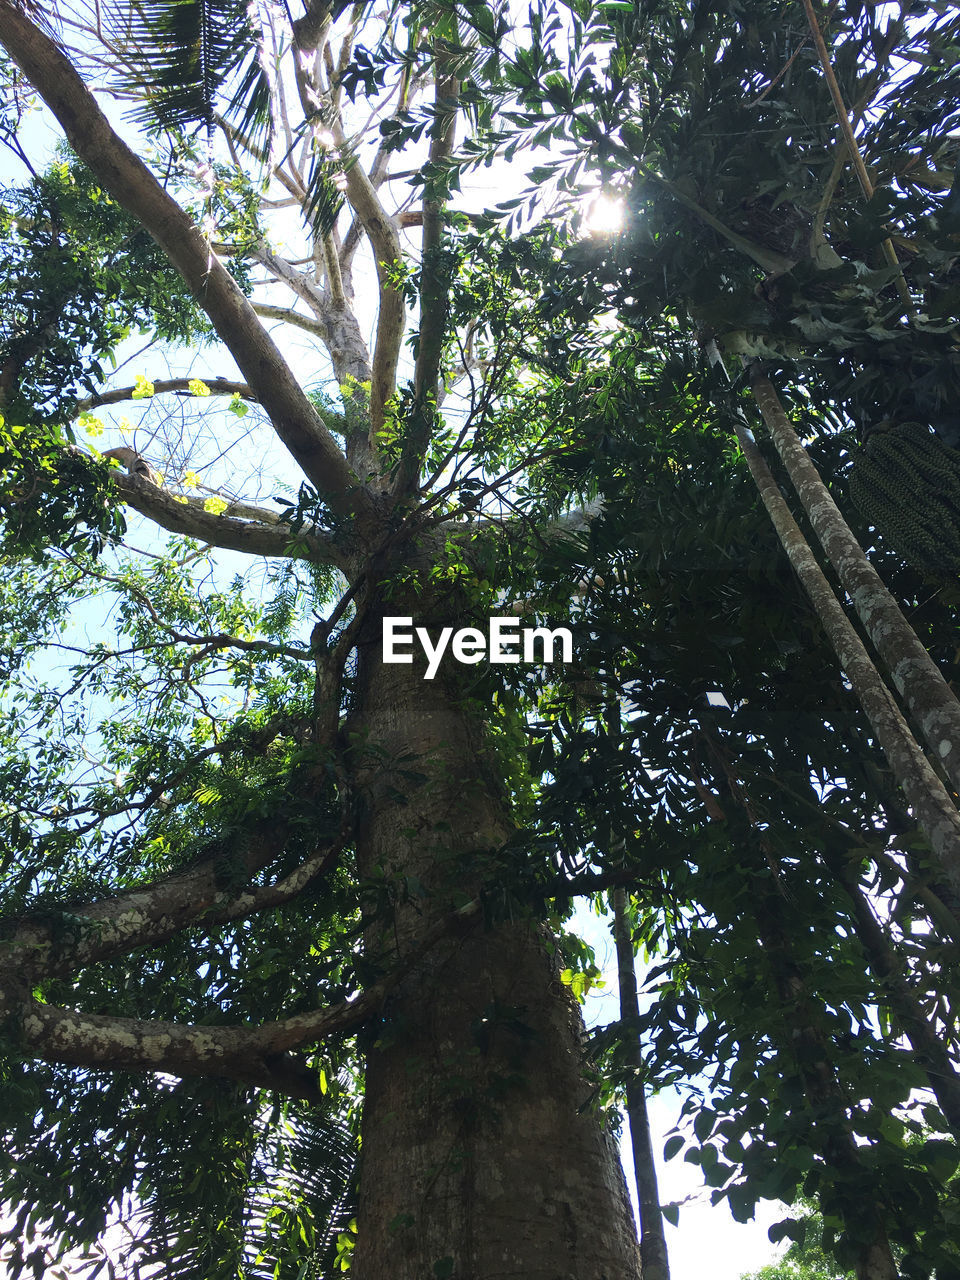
0, 418, 123, 559
0, 158, 209, 424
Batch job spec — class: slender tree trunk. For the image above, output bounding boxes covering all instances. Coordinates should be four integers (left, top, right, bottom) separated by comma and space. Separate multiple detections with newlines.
347, 600, 641, 1279
698, 717, 899, 1279
733, 417, 960, 910
749, 369, 960, 799
611, 887, 671, 1280
751, 886, 900, 1280
838, 871, 960, 1136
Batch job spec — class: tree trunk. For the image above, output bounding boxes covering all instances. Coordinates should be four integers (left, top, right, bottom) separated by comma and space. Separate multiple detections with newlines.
733, 417, 960, 909
348, 605, 641, 1279
751, 886, 900, 1280
612, 888, 671, 1280
750, 369, 960, 800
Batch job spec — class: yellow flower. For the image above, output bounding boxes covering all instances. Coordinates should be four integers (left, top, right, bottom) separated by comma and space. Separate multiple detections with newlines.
188, 378, 211, 398
79, 411, 103, 437
203, 496, 229, 515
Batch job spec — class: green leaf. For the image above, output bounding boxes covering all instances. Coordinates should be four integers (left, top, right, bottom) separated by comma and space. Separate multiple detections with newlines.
663, 1135, 684, 1162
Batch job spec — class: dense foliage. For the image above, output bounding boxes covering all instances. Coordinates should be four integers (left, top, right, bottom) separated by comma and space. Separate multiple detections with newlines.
0, 0, 958, 1276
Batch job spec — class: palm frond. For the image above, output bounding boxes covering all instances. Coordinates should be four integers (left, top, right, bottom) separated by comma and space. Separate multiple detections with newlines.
303, 145, 346, 238
245, 1098, 358, 1278
103, 0, 273, 145
125, 1078, 358, 1280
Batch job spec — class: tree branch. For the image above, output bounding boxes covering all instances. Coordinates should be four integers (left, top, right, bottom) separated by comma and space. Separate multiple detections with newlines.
329, 114, 404, 440
77, 378, 252, 412
18, 989, 374, 1098
0, 2, 369, 519
397, 51, 459, 494
320, 230, 346, 308
112, 469, 348, 567
800, 0, 915, 317
12, 901, 482, 1096
252, 302, 329, 337
252, 246, 372, 396
292, 0, 335, 54
254, 240, 331, 317
252, 244, 376, 474
3, 821, 289, 976
339, 139, 394, 276
541, 497, 605, 539
437, 497, 604, 551
213, 111, 309, 205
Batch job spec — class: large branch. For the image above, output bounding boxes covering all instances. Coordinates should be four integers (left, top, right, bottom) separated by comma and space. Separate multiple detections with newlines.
3, 822, 291, 977
437, 498, 604, 551
397, 53, 459, 494
7, 842, 345, 981
330, 116, 404, 440
113, 469, 348, 567
253, 245, 372, 390
541, 497, 605, 539
13, 900, 482, 1096
254, 240, 330, 315
252, 302, 329, 337
339, 137, 394, 276
19, 988, 376, 1099
0, 2, 370, 521
253, 244, 377, 475
292, 0, 335, 53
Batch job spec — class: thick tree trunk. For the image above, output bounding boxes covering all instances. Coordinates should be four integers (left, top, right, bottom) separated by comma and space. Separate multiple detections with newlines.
348, 610, 641, 1279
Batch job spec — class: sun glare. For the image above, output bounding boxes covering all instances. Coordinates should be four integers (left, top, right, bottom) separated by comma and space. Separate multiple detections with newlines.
583, 192, 625, 234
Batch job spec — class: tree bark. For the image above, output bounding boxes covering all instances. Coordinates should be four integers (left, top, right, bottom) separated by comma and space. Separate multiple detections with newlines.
612, 887, 671, 1280
750, 370, 960, 800
733, 418, 960, 909
347, 601, 641, 1279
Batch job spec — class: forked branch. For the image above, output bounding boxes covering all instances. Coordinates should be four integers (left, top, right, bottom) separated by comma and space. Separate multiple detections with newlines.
12, 901, 482, 1097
